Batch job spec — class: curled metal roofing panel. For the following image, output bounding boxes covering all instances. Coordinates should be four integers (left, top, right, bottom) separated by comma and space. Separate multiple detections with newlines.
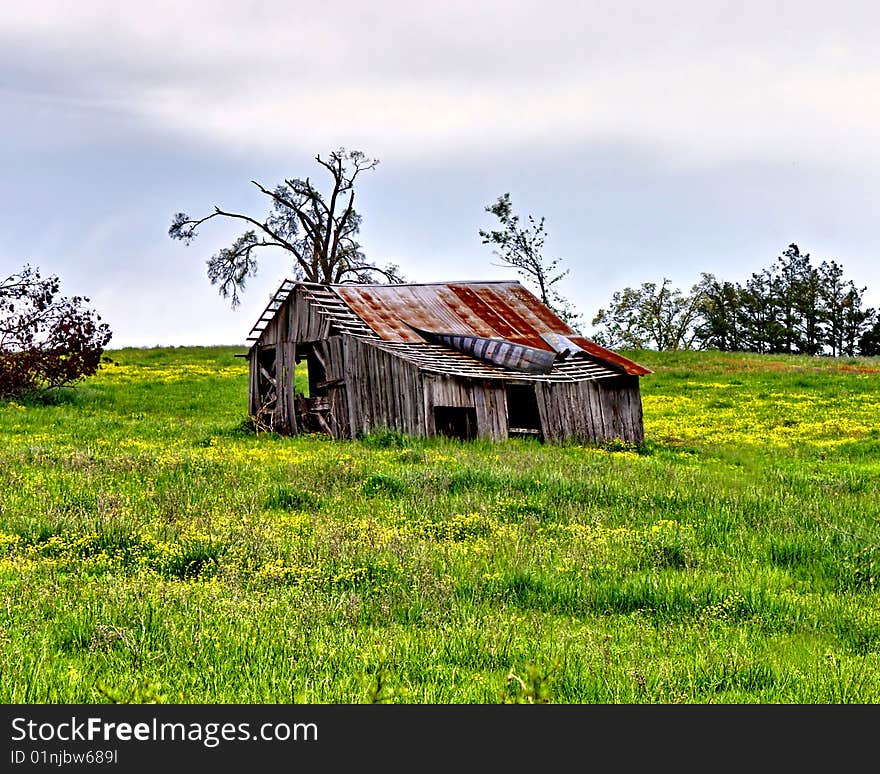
406, 324, 557, 374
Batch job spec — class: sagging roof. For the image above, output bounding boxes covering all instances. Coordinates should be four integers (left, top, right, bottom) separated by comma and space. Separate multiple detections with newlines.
333, 281, 651, 377
248, 280, 652, 379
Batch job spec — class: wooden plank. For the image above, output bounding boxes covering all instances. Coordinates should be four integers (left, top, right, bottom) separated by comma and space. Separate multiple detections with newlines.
248, 348, 258, 417
359, 340, 374, 433
489, 384, 507, 440
568, 381, 591, 442
412, 362, 426, 435
423, 376, 436, 435
565, 383, 581, 441
259, 364, 276, 385
316, 377, 343, 389
587, 380, 605, 441
325, 383, 348, 439
610, 381, 626, 440
599, 381, 617, 442
494, 384, 509, 439
533, 382, 555, 442
473, 383, 492, 440
311, 346, 327, 372
343, 338, 359, 437
619, 383, 632, 442
582, 381, 599, 442
625, 376, 645, 442
283, 340, 297, 435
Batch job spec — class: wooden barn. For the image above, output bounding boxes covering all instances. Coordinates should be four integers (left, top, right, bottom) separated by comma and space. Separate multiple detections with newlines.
245, 280, 651, 443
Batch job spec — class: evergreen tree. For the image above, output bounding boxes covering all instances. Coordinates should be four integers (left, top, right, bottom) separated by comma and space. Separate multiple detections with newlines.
693, 273, 743, 351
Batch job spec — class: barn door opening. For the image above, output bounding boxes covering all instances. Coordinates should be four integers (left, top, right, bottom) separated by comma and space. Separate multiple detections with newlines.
294, 343, 334, 435
433, 406, 478, 440
506, 384, 543, 440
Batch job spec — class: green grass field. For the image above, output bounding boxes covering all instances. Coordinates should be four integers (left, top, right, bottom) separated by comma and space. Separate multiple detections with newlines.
1, 346, 878, 703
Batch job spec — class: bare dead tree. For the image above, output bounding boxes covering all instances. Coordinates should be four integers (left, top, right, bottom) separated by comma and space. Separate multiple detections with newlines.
169, 148, 403, 306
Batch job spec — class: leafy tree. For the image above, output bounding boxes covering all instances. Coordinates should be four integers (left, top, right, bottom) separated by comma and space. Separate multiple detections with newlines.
791, 259, 824, 355
169, 148, 403, 307
479, 193, 581, 328
0, 265, 112, 398
591, 278, 701, 350
738, 269, 784, 354
841, 282, 875, 357
820, 259, 849, 356
772, 244, 813, 354
819, 260, 874, 357
693, 273, 743, 351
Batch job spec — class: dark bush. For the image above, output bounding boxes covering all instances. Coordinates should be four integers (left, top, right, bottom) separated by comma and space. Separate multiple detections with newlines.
0, 265, 112, 398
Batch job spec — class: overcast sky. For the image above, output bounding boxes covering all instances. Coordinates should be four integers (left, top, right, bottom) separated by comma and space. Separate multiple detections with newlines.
2, 1, 878, 347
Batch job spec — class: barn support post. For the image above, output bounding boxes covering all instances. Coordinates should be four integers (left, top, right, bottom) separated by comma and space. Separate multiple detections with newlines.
281, 341, 297, 435
342, 338, 357, 439
247, 346, 259, 418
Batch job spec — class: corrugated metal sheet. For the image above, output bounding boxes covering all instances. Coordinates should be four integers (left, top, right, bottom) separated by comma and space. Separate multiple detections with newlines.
333, 281, 652, 376
540, 332, 588, 357
408, 325, 556, 373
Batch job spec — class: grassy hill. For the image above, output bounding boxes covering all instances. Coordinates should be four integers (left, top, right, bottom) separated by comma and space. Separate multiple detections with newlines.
0, 346, 878, 702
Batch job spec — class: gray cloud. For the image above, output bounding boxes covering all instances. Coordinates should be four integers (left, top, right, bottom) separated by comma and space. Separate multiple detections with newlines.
1, 1, 878, 346
4, 1, 879, 162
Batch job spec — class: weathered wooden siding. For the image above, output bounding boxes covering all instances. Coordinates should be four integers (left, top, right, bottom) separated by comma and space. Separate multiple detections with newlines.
534, 375, 644, 443
272, 301, 297, 434
422, 375, 507, 440
311, 336, 351, 439
602, 375, 644, 442
344, 337, 426, 438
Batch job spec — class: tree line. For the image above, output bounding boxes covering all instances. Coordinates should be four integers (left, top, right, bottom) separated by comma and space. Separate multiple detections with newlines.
592, 244, 880, 356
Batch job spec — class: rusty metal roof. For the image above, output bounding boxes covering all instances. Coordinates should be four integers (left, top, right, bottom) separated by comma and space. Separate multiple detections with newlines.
331, 281, 652, 376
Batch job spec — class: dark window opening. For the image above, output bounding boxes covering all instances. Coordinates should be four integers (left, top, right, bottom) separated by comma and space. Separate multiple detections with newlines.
506, 384, 543, 439
434, 406, 478, 441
